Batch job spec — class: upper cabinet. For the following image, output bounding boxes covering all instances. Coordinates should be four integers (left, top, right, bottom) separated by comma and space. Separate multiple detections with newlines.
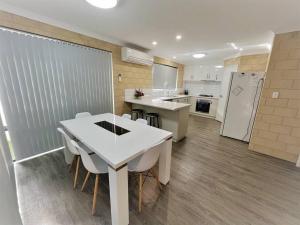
215, 68, 223, 81
184, 65, 223, 82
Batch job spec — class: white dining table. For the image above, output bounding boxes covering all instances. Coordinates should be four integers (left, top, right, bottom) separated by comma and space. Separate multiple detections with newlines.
60, 113, 173, 225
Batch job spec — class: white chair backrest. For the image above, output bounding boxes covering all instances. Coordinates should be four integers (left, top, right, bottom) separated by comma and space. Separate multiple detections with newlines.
57, 128, 79, 155
75, 112, 92, 118
122, 114, 131, 120
71, 140, 108, 174
136, 118, 147, 125
129, 140, 164, 172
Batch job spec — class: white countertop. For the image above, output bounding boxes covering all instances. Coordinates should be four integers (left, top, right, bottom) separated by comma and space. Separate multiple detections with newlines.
60, 113, 172, 169
192, 95, 219, 100
159, 95, 191, 101
125, 96, 191, 111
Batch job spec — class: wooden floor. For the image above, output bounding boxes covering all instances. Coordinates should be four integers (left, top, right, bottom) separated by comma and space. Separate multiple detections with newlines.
15, 116, 300, 225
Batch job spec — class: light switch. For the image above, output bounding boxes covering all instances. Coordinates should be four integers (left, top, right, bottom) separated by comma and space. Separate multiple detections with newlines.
272, 92, 279, 99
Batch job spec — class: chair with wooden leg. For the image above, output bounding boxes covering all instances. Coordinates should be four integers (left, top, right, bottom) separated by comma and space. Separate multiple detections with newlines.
57, 128, 84, 189
75, 112, 92, 118
71, 140, 108, 216
128, 140, 164, 212
136, 118, 148, 125
122, 113, 132, 120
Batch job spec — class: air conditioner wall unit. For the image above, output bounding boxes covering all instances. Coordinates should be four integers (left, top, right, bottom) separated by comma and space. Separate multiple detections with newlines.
121, 47, 153, 66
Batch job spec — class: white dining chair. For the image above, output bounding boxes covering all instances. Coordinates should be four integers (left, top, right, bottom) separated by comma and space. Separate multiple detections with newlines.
71, 140, 108, 216
128, 140, 164, 212
57, 128, 81, 189
122, 113, 132, 120
75, 112, 92, 118
136, 118, 147, 125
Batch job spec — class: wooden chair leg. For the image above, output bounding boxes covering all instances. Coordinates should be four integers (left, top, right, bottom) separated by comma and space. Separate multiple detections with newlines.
138, 173, 143, 212
92, 174, 100, 216
151, 168, 162, 190
81, 171, 90, 192
73, 155, 80, 189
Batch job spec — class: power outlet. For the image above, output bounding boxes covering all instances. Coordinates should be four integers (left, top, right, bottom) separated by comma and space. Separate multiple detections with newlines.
272, 92, 279, 99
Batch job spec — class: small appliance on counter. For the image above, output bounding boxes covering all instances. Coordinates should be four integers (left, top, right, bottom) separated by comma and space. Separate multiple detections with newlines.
184, 89, 189, 95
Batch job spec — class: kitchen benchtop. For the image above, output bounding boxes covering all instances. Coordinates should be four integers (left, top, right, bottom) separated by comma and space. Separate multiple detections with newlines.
192, 95, 219, 100
125, 97, 191, 111
159, 95, 191, 100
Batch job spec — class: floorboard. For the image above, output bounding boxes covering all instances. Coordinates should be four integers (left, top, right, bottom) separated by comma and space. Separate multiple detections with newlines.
15, 115, 300, 225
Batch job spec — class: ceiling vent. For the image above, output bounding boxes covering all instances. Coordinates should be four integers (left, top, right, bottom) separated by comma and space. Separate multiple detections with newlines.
121, 47, 153, 66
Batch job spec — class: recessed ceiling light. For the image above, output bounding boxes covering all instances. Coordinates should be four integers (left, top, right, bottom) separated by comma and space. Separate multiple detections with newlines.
172, 56, 177, 59
215, 65, 224, 69
86, 0, 118, 9
259, 43, 272, 50
193, 53, 206, 59
176, 35, 182, 40
152, 41, 157, 46
230, 42, 238, 50
239, 48, 243, 51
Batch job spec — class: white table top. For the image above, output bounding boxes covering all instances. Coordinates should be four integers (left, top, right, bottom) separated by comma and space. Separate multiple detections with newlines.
60, 113, 173, 169
125, 97, 191, 111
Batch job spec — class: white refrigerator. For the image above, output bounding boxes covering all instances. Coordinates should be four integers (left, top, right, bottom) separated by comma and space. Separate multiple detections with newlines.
220, 72, 265, 142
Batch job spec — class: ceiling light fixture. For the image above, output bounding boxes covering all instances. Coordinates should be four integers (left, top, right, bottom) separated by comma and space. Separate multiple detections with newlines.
152, 41, 157, 46
176, 35, 182, 40
172, 56, 177, 59
193, 53, 206, 59
239, 48, 243, 51
259, 43, 272, 50
215, 65, 224, 69
86, 0, 118, 9
230, 42, 238, 50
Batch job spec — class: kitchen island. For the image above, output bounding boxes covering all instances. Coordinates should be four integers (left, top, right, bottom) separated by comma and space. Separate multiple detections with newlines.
125, 96, 191, 142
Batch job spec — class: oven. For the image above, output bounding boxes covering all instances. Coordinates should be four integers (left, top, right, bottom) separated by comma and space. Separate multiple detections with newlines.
190, 96, 218, 118
195, 99, 212, 114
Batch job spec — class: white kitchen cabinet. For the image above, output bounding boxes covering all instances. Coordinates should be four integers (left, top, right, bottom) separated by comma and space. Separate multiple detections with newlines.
171, 97, 189, 103
202, 67, 224, 81
184, 65, 224, 82
202, 67, 216, 81
215, 69, 223, 81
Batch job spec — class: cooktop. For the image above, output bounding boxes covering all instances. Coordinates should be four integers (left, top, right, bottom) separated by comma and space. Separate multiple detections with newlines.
199, 94, 214, 97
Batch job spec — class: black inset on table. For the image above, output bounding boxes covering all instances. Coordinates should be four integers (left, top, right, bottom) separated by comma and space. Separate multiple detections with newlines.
94, 121, 130, 136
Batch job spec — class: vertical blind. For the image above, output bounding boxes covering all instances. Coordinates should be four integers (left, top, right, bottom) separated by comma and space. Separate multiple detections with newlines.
152, 63, 178, 89
0, 28, 113, 160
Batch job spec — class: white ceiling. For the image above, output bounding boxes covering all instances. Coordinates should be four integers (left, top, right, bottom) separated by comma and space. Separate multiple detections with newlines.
0, 0, 300, 65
